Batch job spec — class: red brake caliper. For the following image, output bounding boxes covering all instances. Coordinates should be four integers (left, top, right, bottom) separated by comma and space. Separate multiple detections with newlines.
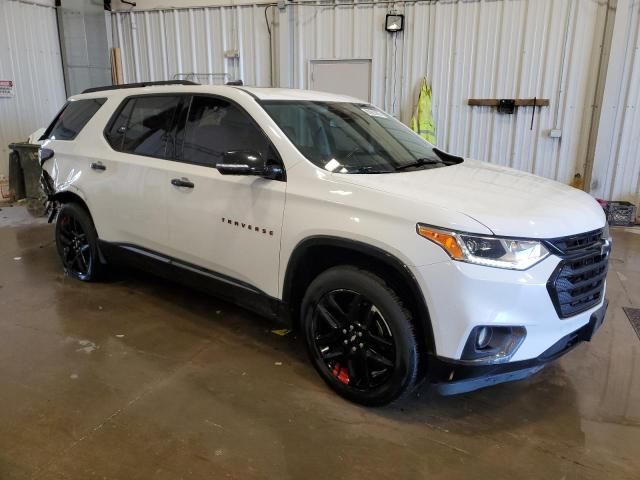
332, 363, 350, 385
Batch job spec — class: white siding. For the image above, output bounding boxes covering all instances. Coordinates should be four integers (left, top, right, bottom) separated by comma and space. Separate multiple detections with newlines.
112, 5, 271, 86
289, 0, 608, 186
290, 3, 390, 108
112, 0, 637, 206
591, 0, 640, 210
0, 0, 66, 177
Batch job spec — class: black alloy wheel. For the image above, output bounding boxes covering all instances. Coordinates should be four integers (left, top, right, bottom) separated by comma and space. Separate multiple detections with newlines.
302, 266, 420, 406
55, 203, 103, 281
312, 289, 396, 390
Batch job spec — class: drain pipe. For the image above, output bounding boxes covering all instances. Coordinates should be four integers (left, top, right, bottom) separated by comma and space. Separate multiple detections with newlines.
583, 0, 615, 193
552, 0, 575, 131
126, 1, 142, 83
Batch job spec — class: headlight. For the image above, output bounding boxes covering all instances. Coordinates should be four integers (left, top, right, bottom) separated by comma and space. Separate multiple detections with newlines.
417, 224, 550, 270
601, 223, 610, 241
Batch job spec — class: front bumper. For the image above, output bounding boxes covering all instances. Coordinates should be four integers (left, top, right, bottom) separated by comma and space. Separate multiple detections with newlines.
431, 299, 608, 395
413, 253, 607, 362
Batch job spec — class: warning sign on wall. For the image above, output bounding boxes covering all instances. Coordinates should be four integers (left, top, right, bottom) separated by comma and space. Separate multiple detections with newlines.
0, 81, 14, 98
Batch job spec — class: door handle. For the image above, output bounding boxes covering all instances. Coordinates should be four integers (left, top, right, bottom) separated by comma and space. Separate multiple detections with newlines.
91, 162, 106, 171
171, 177, 195, 188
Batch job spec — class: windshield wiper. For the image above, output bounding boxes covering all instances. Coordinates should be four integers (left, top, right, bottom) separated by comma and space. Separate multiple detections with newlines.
348, 166, 394, 174
394, 157, 443, 171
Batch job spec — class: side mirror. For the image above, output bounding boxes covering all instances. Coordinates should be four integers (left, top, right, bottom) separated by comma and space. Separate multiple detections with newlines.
216, 150, 284, 180
216, 150, 264, 176
262, 164, 284, 180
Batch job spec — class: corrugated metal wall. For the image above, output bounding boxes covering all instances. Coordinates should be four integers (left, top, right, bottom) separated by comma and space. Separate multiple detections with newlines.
111, 0, 637, 204
289, 0, 608, 186
590, 0, 640, 207
112, 5, 271, 86
290, 3, 390, 107
0, 0, 66, 178
401, 0, 607, 185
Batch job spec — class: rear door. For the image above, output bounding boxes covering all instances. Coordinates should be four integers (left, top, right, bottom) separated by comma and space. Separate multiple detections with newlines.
99, 94, 184, 252
163, 95, 286, 298
42, 96, 114, 235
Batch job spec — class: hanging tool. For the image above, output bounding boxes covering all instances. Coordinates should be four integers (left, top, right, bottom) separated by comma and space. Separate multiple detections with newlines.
530, 97, 536, 131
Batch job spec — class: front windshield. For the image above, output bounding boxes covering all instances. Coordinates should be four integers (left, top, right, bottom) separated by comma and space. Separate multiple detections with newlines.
261, 101, 462, 173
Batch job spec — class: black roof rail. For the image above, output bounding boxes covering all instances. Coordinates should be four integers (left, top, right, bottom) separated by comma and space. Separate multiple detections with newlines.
81, 80, 199, 94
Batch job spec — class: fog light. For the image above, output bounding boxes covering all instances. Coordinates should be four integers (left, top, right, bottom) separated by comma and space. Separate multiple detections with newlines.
460, 326, 527, 364
476, 326, 492, 349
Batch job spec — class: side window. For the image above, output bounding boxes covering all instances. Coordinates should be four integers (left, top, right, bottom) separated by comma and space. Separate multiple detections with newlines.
105, 95, 181, 158
104, 99, 134, 151
181, 96, 271, 167
45, 98, 106, 141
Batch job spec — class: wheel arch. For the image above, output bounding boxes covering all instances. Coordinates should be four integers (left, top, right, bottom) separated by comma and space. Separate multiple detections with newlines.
52, 190, 91, 214
282, 236, 436, 355
52, 190, 106, 264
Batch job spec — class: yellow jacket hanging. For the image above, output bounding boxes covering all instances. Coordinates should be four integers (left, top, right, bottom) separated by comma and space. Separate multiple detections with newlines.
410, 77, 436, 144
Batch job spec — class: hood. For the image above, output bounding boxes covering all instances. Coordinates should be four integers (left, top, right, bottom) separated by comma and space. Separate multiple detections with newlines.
333, 159, 606, 238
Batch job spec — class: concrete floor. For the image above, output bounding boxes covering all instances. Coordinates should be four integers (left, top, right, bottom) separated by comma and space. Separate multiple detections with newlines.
0, 205, 639, 480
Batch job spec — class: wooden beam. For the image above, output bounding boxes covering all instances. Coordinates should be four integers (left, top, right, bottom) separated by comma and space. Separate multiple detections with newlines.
110, 48, 123, 85
467, 98, 550, 107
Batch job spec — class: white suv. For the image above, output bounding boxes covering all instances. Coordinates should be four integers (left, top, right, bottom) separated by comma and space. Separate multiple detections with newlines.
39, 82, 610, 405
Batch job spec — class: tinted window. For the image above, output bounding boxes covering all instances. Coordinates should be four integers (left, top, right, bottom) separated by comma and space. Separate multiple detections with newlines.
104, 99, 134, 151
46, 98, 106, 141
181, 96, 271, 166
262, 101, 461, 174
106, 95, 182, 158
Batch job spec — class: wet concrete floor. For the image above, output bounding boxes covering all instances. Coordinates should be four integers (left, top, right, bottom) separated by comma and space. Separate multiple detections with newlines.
0, 206, 639, 479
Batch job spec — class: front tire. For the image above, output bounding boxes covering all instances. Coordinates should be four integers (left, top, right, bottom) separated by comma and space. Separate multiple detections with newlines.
55, 203, 104, 281
301, 266, 420, 406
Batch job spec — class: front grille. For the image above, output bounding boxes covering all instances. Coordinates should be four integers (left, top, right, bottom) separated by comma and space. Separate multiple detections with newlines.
546, 229, 610, 318
548, 229, 603, 253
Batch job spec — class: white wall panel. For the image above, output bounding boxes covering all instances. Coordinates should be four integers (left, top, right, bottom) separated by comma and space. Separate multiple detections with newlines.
289, 0, 608, 187
112, 4, 271, 86
291, 3, 390, 107
112, 0, 637, 207
0, 0, 66, 178
591, 0, 640, 210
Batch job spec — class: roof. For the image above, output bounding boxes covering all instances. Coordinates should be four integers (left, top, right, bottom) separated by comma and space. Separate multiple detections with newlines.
237, 87, 364, 103
70, 84, 365, 104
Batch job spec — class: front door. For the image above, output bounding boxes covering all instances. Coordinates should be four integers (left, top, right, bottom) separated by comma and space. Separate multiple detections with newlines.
164, 95, 286, 298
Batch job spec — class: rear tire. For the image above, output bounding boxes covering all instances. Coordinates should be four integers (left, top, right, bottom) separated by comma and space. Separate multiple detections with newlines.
301, 266, 420, 406
55, 203, 104, 281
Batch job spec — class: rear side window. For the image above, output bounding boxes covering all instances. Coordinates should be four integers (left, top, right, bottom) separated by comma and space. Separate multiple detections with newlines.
180, 96, 271, 166
45, 98, 106, 141
104, 99, 134, 150
105, 95, 182, 159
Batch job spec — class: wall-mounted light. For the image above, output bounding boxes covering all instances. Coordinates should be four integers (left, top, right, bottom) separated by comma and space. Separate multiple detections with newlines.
385, 14, 404, 33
